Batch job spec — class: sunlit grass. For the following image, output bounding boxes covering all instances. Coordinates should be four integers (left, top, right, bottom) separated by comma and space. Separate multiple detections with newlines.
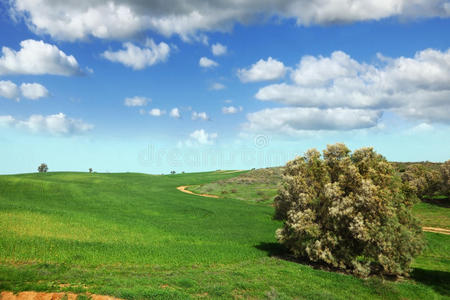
0, 171, 449, 299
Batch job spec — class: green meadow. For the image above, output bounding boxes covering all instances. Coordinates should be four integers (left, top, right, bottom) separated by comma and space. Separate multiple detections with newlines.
0, 171, 449, 299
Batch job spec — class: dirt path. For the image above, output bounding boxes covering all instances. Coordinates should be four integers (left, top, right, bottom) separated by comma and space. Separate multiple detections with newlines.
176, 186, 219, 198
177, 186, 450, 235
0, 291, 121, 300
422, 227, 450, 235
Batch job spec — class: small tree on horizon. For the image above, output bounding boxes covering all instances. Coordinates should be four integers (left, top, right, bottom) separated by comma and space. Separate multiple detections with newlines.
89, 168, 93, 173
274, 143, 424, 277
38, 163, 48, 173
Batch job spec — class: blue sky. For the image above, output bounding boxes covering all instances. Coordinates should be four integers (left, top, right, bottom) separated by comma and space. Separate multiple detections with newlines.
0, 1, 449, 174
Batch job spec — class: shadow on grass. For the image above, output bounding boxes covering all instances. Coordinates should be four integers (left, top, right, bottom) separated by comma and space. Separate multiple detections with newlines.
422, 197, 450, 208
411, 268, 450, 297
256, 242, 450, 297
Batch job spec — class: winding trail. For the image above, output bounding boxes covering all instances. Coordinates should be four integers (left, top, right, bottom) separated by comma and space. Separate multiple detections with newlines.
176, 186, 450, 235
176, 186, 219, 198
422, 227, 450, 235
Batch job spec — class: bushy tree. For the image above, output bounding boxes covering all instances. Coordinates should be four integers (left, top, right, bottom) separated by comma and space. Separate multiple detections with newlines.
401, 164, 442, 200
441, 160, 450, 197
274, 143, 424, 277
89, 168, 93, 173
37, 163, 48, 173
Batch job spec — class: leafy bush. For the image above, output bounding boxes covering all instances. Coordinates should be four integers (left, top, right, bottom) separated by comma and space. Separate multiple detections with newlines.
441, 160, 450, 197
401, 164, 442, 199
37, 163, 48, 173
274, 143, 424, 277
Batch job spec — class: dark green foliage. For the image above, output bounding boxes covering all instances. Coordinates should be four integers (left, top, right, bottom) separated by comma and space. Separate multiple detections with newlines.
275, 143, 425, 277
37, 163, 48, 173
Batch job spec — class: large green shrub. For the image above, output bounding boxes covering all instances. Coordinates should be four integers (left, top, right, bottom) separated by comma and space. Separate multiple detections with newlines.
441, 160, 450, 197
401, 164, 442, 200
274, 143, 424, 277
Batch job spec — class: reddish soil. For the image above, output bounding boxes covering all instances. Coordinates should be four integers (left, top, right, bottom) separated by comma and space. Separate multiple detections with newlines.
0, 291, 122, 300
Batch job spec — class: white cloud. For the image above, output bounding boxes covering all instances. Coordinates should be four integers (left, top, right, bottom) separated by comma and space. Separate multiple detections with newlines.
190, 129, 218, 145
211, 43, 227, 56
222, 106, 243, 114
124, 96, 150, 107
170, 107, 181, 118
149, 108, 166, 116
255, 48, 450, 123
199, 57, 218, 68
0, 80, 19, 101
102, 39, 170, 70
244, 107, 382, 134
191, 111, 209, 121
0, 113, 93, 135
237, 57, 287, 82
1, 81, 49, 101
210, 82, 225, 90
20, 83, 49, 100
0, 39, 82, 76
11, 1, 450, 41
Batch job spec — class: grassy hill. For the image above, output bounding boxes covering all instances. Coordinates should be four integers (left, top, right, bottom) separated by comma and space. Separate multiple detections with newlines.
0, 171, 449, 299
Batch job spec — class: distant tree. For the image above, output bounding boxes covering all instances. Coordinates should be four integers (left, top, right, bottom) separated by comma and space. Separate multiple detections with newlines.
89, 168, 93, 173
401, 164, 442, 200
38, 163, 48, 173
441, 160, 450, 196
170, 171, 176, 174
274, 143, 424, 277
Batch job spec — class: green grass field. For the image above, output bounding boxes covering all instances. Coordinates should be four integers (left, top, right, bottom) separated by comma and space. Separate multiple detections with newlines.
0, 171, 449, 299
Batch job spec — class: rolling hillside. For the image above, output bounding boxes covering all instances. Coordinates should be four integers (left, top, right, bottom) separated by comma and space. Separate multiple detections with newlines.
0, 171, 449, 299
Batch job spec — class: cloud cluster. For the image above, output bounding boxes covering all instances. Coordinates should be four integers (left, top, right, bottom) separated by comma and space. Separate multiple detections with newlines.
192, 111, 209, 121
237, 57, 287, 82
210, 82, 225, 90
124, 96, 150, 107
149, 108, 166, 117
0, 113, 93, 135
170, 108, 181, 119
11, 0, 450, 41
211, 43, 227, 56
222, 106, 243, 114
103, 39, 170, 70
0, 40, 83, 76
199, 57, 218, 68
0, 80, 49, 101
245, 48, 450, 134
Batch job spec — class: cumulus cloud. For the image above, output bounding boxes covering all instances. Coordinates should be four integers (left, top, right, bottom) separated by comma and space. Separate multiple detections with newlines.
170, 107, 181, 118
244, 107, 382, 134
0, 113, 93, 135
20, 83, 49, 100
0, 39, 83, 76
0, 80, 19, 101
191, 111, 209, 121
10, 1, 450, 41
124, 96, 150, 107
211, 43, 227, 56
255, 48, 450, 123
190, 129, 218, 145
199, 57, 218, 68
237, 57, 287, 82
0, 80, 49, 101
210, 82, 225, 90
222, 106, 243, 114
102, 39, 170, 70
149, 108, 166, 116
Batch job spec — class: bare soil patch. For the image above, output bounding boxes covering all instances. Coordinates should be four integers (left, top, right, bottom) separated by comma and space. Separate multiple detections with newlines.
176, 186, 219, 198
0, 291, 121, 300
